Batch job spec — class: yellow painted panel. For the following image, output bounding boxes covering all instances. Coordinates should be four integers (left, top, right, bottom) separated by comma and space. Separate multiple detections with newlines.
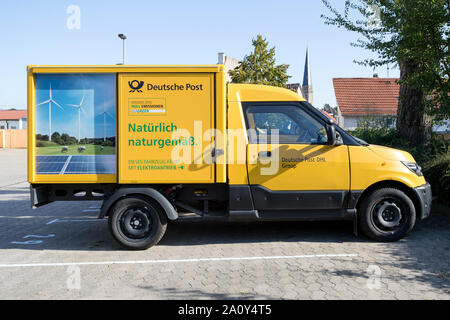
118, 73, 215, 184
349, 146, 426, 190
226, 100, 249, 185
27, 70, 36, 183
33, 174, 116, 183
247, 144, 350, 191
228, 83, 306, 102
28, 65, 221, 74
215, 69, 227, 183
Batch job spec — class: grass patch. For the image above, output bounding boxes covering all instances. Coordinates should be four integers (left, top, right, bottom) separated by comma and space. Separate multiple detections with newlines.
36, 141, 59, 148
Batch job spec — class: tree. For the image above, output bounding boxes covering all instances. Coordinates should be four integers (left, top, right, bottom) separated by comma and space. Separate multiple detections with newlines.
61, 133, 70, 144
51, 132, 63, 145
36, 134, 48, 141
321, 0, 449, 147
229, 35, 291, 87
60, 133, 77, 145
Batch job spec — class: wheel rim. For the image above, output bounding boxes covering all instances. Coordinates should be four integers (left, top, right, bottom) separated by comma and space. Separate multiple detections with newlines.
371, 198, 406, 232
119, 206, 153, 239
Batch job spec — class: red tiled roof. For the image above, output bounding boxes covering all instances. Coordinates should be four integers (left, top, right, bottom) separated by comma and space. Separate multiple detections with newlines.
0, 110, 27, 120
333, 78, 399, 116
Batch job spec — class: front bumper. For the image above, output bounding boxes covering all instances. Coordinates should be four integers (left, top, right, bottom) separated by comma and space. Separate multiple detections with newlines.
413, 182, 432, 219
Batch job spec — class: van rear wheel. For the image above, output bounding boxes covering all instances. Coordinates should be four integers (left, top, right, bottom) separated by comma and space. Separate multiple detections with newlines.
359, 188, 416, 242
108, 196, 167, 250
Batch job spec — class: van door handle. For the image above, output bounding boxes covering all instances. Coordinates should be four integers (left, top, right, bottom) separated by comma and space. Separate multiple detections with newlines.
258, 151, 272, 158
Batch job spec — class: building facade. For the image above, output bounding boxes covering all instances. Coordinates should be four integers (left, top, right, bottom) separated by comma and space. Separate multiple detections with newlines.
333, 76, 399, 130
218, 53, 240, 83
0, 110, 27, 130
286, 83, 305, 98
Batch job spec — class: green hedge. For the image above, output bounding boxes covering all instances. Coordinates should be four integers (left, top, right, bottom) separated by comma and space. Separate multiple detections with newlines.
423, 153, 450, 204
352, 118, 429, 164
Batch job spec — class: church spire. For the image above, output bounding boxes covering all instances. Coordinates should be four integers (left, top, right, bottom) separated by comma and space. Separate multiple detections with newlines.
302, 47, 314, 105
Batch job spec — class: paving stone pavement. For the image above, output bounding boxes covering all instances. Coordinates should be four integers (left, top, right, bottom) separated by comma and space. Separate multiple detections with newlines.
0, 149, 449, 299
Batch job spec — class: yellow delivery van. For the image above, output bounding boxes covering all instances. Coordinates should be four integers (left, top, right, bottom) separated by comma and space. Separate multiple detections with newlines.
27, 65, 432, 249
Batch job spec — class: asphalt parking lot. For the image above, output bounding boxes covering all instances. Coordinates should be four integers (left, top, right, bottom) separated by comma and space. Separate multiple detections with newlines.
0, 149, 449, 299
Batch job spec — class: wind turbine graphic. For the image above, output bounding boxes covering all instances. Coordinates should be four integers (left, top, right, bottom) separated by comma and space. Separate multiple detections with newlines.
96, 109, 114, 142
67, 96, 86, 143
36, 83, 63, 141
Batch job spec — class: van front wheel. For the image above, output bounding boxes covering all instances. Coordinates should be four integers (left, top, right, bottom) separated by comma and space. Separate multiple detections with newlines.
359, 188, 416, 242
108, 196, 167, 250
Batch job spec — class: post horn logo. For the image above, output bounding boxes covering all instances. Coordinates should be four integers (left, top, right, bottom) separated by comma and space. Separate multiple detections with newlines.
128, 80, 144, 92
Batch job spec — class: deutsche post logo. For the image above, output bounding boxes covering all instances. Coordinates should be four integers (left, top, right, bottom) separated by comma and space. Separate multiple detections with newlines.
128, 80, 144, 93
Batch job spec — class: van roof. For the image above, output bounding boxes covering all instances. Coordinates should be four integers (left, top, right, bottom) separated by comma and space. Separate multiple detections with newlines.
27, 65, 223, 73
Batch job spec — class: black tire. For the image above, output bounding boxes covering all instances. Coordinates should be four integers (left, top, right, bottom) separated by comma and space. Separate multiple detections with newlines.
108, 196, 167, 250
359, 188, 416, 242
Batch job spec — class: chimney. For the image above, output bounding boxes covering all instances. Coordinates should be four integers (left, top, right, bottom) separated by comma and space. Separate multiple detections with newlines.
218, 52, 225, 65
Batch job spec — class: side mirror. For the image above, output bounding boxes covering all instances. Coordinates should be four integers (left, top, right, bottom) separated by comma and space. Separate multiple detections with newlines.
326, 123, 336, 145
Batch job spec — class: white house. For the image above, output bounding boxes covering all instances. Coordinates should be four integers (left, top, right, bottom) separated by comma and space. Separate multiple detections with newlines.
218, 53, 240, 83
333, 76, 449, 133
0, 110, 27, 130
333, 76, 399, 130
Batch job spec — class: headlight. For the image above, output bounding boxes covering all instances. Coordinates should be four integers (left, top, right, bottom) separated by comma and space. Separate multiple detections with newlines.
401, 161, 423, 176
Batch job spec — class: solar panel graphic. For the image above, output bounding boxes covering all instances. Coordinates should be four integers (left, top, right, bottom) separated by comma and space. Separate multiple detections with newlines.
36, 155, 115, 174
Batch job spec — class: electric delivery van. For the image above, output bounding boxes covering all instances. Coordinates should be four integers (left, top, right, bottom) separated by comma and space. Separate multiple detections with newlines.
27, 65, 432, 249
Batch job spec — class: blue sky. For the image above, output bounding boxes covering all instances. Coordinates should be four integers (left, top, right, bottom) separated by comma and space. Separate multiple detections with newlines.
0, 0, 398, 110
35, 74, 116, 139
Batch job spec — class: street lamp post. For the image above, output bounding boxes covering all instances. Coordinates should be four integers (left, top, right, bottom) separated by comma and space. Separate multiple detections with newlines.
118, 34, 127, 64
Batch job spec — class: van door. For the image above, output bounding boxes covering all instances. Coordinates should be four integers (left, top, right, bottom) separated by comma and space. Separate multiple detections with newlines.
244, 102, 350, 211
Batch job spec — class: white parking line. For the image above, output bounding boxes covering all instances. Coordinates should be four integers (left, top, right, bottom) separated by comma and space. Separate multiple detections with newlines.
46, 219, 59, 225
46, 218, 104, 225
0, 253, 358, 268
23, 234, 55, 239
10, 240, 43, 245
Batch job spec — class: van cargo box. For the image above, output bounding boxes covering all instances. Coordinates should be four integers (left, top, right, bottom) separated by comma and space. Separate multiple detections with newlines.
27, 65, 226, 184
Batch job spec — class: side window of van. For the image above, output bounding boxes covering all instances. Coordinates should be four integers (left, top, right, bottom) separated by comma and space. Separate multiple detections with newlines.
245, 104, 328, 144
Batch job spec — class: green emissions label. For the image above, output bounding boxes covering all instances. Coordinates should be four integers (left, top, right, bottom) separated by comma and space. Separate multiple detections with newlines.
129, 98, 166, 115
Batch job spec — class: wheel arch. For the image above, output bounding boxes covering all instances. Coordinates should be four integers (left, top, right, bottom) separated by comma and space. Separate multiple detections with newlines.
99, 187, 178, 220
356, 180, 422, 219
